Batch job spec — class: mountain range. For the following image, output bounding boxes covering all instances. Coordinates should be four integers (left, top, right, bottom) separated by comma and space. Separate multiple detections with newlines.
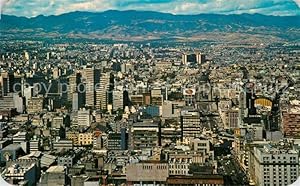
0, 10, 299, 42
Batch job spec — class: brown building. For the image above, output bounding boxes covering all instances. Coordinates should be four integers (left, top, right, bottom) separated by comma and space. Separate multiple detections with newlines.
130, 95, 144, 106
225, 109, 239, 129
151, 95, 163, 106
282, 110, 300, 138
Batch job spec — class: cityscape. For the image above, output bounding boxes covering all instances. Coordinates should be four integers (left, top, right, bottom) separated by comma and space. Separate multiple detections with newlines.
0, 1, 300, 186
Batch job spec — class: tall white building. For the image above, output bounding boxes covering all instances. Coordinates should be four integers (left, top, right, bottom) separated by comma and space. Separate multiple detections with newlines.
113, 90, 123, 111
250, 143, 299, 186
24, 51, 30, 61
68, 74, 78, 102
72, 92, 79, 111
182, 53, 188, 65
96, 72, 110, 110
196, 53, 206, 64
82, 68, 95, 107
77, 109, 91, 127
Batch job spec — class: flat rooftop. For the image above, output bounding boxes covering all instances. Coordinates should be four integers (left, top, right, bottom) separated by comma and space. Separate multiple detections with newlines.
46, 166, 65, 173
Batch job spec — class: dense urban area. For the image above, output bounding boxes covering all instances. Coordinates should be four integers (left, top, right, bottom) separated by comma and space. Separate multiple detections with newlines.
0, 38, 299, 186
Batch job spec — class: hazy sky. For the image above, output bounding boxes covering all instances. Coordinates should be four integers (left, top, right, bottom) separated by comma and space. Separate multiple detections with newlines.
2, 0, 300, 17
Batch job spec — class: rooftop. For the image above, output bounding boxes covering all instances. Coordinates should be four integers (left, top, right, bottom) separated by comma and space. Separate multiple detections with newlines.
46, 166, 65, 173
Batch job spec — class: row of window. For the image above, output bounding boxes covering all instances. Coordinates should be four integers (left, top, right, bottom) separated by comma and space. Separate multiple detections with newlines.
142, 165, 168, 170
170, 164, 189, 169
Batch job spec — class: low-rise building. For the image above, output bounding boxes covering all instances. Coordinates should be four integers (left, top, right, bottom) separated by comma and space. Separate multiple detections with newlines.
126, 161, 169, 185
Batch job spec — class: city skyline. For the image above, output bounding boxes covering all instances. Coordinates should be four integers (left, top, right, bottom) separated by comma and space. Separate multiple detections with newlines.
1, 0, 300, 18
0, 0, 300, 186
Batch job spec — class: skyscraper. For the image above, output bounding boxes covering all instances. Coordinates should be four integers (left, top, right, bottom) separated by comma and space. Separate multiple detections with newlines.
77, 108, 91, 127
113, 90, 123, 111
196, 53, 206, 64
81, 68, 98, 107
68, 73, 81, 102
0, 72, 18, 97
96, 72, 110, 110
180, 109, 201, 140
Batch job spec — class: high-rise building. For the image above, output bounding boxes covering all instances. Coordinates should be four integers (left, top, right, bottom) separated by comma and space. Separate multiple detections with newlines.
46, 52, 50, 60
72, 93, 79, 111
182, 53, 188, 65
77, 108, 91, 127
129, 120, 159, 150
121, 63, 134, 73
0, 93, 24, 113
182, 53, 204, 65
82, 68, 94, 107
78, 133, 93, 146
112, 90, 123, 111
196, 53, 206, 64
82, 68, 100, 107
0, 72, 15, 96
96, 72, 110, 110
151, 88, 163, 106
27, 96, 43, 114
225, 108, 240, 129
24, 51, 30, 61
67, 73, 81, 102
3, 159, 40, 185
249, 143, 299, 186
180, 109, 201, 139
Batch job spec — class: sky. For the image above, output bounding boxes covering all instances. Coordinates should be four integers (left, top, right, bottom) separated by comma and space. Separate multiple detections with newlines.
1, 0, 300, 17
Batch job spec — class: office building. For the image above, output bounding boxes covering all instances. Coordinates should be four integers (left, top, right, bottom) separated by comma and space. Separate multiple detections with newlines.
58, 154, 75, 167
52, 140, 73, 151
77, 108, 91, 127
29, 137, 40, 152
129, 120, 159, 150
0, 72, 15, 96
78, 133, 93, 146
96, 72, 110, 110
225, 108, 240, 129
68, 73, 82, 102
113, 90, 123, 111
3, 159, 40, 186
182, 53, 205, 65
106, 129, 128, 150
249, 142, 299, 186
0, 93, 24, 113
82, 68, 99, 107
40, 166, 67, 186
52, 116, 64, 129
121, 63, 134, 73
27, 96, 43, 114
126, 161, 169, 185
282, 110, 300, 138
180, 110, 201, 139
24, 51, 30, 61
196, 53, 206, 64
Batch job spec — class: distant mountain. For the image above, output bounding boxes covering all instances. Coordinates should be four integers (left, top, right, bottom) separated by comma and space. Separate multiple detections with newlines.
0, 10, 299, 42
